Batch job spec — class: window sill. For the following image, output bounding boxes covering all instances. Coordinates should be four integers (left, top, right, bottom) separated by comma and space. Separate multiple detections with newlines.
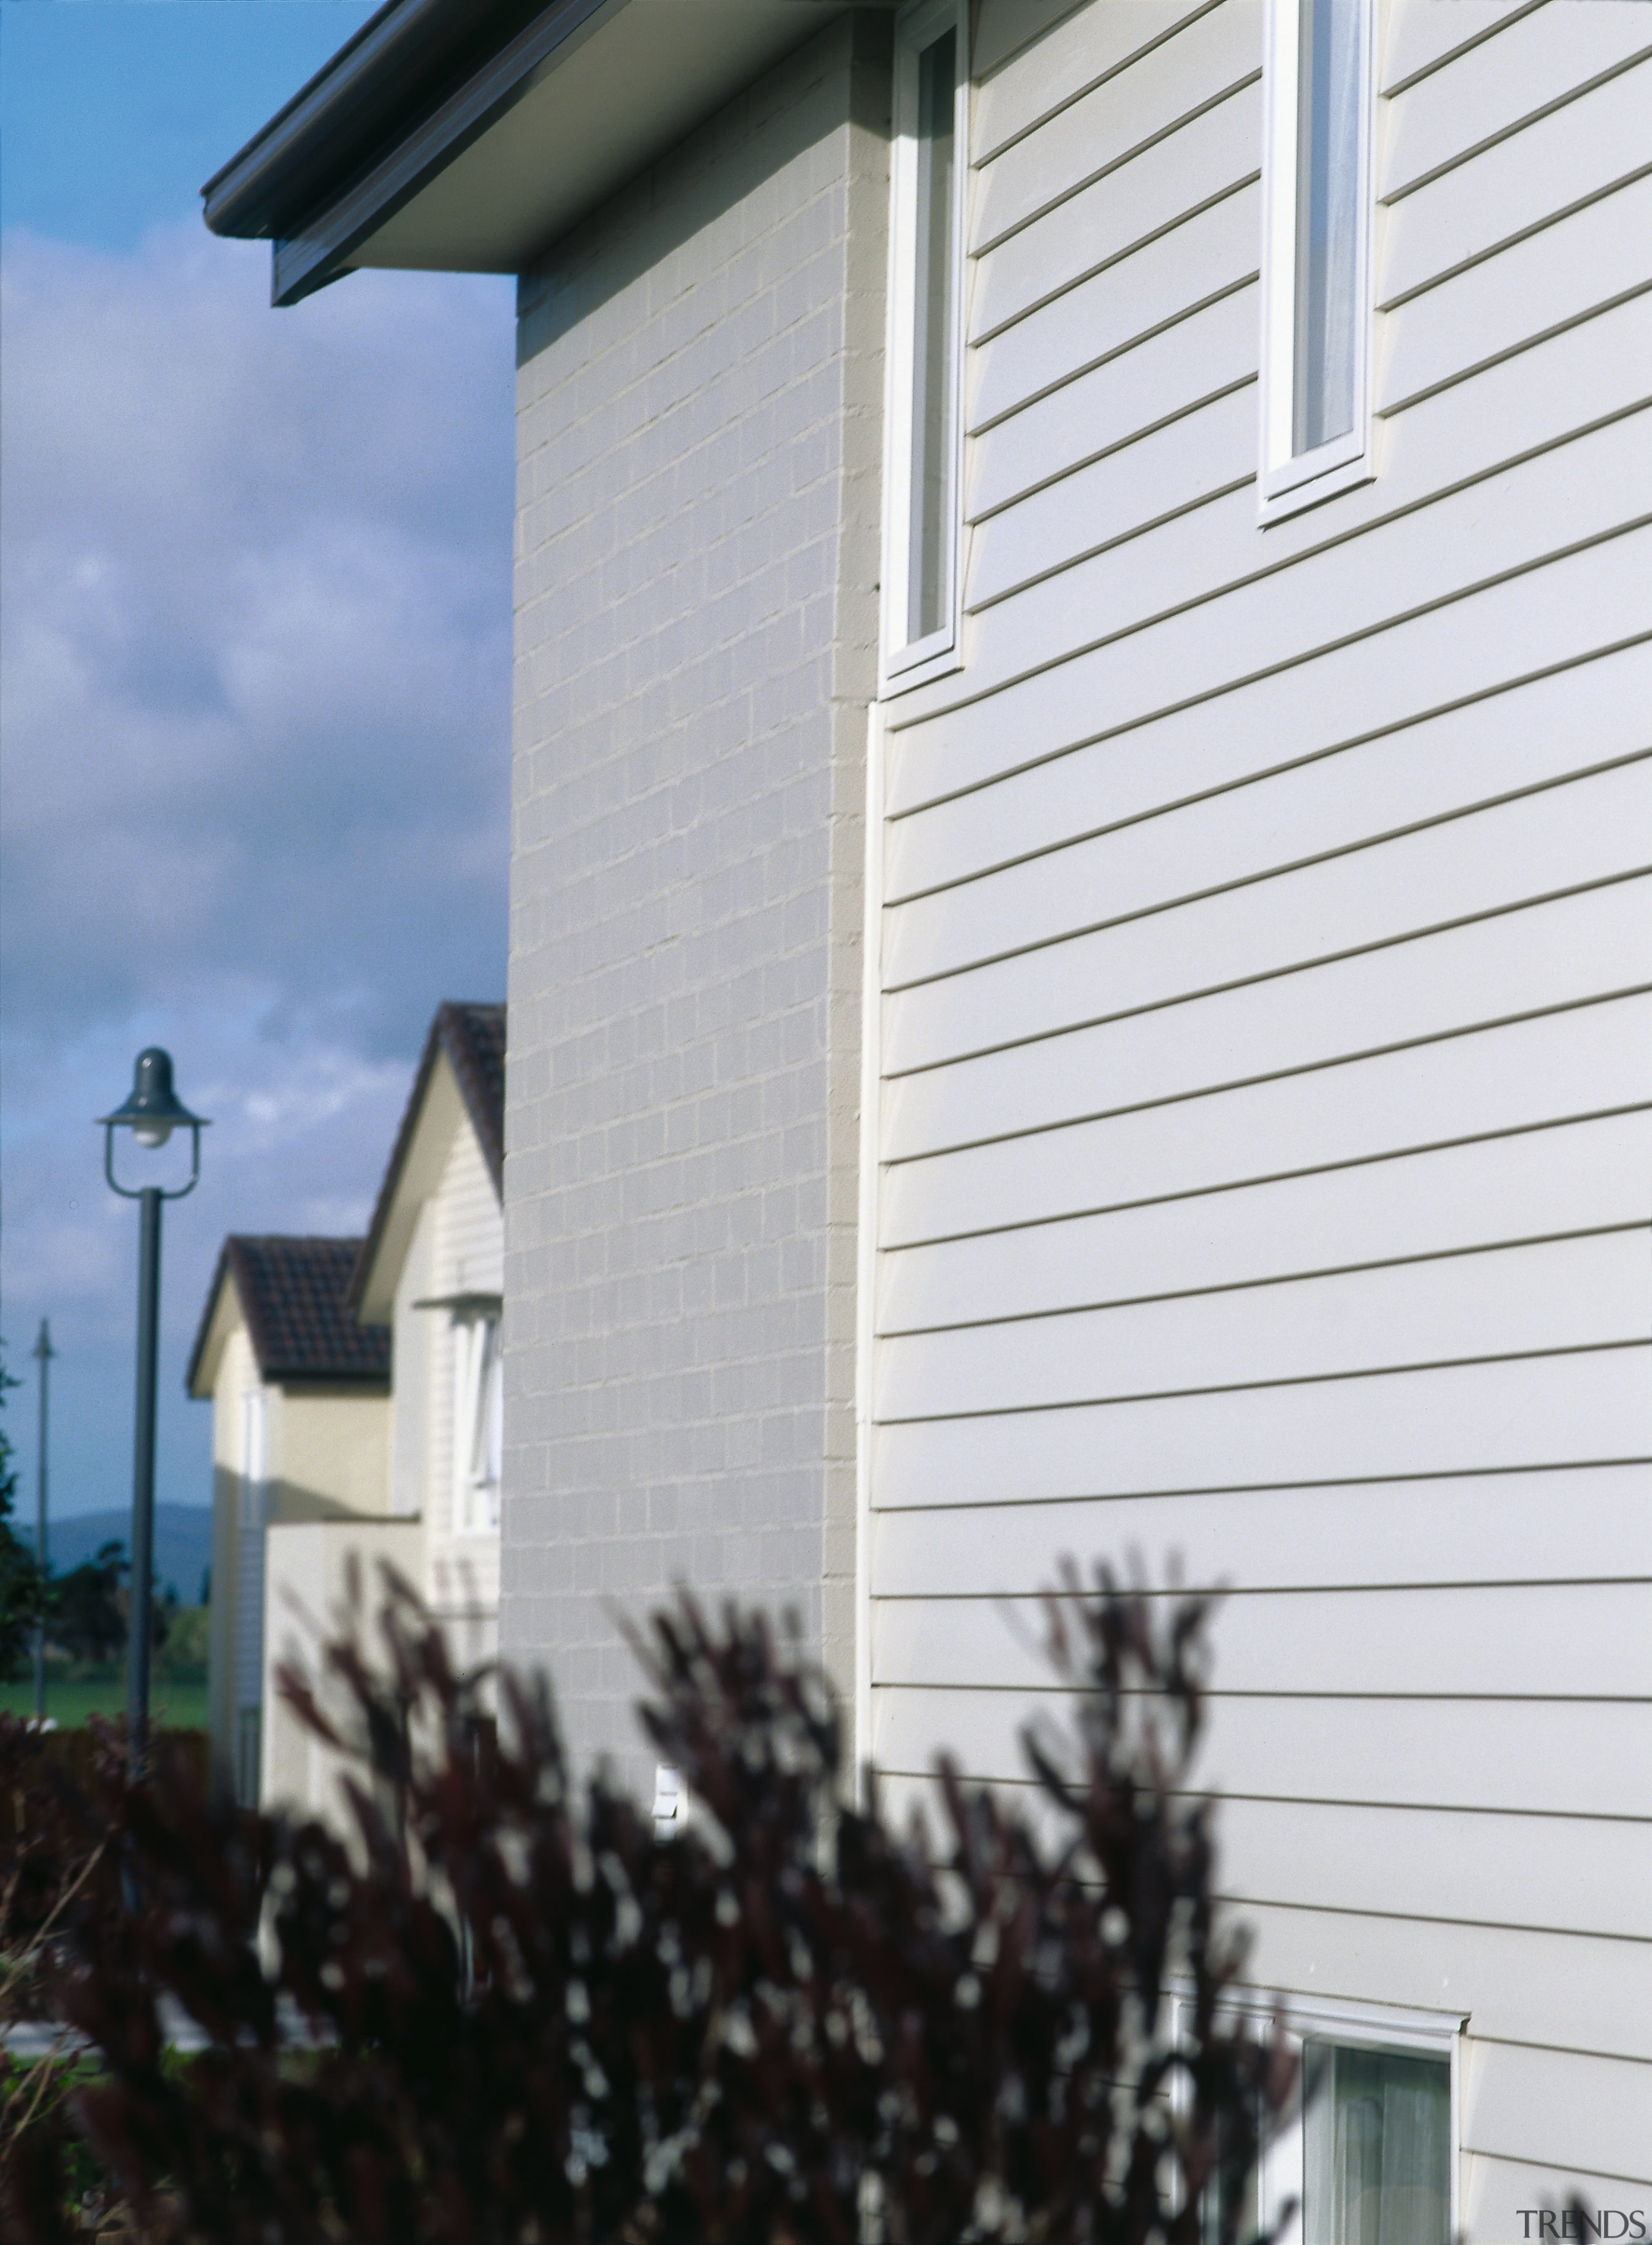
1258, 448, 1375, 525
880, 638, 963, 700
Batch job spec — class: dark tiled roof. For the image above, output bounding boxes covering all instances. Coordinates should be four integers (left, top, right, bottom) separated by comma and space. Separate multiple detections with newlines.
188, 1237, 391, 1392
348, 1002, 504, 1314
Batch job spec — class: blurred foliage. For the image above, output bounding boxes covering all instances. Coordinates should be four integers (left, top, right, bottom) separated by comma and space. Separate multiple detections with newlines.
153, 1605, 207, 1684
0, 1711, 117, 2231
0, 1349, 45, 1685
2, 1565, 1293, 2245
44, 1548, 128, 1673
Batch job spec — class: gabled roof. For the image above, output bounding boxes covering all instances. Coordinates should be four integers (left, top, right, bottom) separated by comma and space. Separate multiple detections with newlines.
186, 1237, 392, 1397
348, 1002, 505, 1320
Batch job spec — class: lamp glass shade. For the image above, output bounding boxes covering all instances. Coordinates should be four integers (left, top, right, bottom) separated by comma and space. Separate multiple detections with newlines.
99, 1049, 206, 1146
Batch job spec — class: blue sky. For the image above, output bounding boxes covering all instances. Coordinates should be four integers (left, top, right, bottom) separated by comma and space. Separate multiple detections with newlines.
1, 2, 377, 252
1, 3, 518, 1528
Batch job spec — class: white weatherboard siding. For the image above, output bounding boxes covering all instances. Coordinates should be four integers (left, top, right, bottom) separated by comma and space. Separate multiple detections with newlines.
866, 0, 1652, 2222
385, 1100, 504, 1636
389, 1202, 434, 1522
437, 1120, 503, 1306
428, 1114, 504, 1640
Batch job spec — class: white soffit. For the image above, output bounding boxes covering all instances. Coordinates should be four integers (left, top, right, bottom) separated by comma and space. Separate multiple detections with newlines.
279, 0, 857, 301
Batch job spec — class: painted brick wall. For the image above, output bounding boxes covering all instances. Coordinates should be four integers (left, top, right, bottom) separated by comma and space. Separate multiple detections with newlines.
503, 13, 889, 1781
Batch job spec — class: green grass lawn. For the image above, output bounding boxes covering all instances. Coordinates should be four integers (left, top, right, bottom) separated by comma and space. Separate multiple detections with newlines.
0, 1676, 208, 1730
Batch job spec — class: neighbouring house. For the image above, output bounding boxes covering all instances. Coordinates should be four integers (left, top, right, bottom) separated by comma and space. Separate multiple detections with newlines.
188, 1000, 505, 1815
203, 0, 1651, 2222
187, 1235, 391, 1807
347, 1000, 507, 1673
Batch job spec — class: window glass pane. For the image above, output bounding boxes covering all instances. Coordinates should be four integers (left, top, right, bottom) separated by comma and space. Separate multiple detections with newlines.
236, 1707, 261, 1809
907, 24, 956, 645
1293, 0, 1361, 454
483, 1333, 503, 1509
454, 1314, 502, 1533
236, 1390, 266, 1717
1304, 2043, 1450, 2245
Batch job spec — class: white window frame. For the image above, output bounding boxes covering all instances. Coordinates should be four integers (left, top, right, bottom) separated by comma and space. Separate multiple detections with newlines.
234, 1387, 267, 1737
451, 1308, 502, 1536
238, 1387, 267, 1532
1177, 1987, 1462, 2244
1258, 0, 1378, 523
880, 0, 969, 692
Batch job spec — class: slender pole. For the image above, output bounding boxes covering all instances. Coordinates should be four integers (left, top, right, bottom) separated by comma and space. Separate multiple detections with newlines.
32, 1318, 54, 1722
128, 1187, 162, 1781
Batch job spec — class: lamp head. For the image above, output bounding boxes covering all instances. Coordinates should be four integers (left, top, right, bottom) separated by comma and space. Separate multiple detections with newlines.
100, 1048, 206, 1149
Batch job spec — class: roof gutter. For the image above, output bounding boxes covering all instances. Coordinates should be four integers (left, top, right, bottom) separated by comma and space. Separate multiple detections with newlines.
202, 0, 621, 303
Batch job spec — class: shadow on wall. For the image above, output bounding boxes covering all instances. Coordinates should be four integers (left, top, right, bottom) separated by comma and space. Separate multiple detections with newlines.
516, 12, 892, 363
261, 1520, 499, 1829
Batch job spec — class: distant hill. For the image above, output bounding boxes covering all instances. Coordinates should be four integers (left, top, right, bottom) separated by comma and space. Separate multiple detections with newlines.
19, 1505, 213, 1606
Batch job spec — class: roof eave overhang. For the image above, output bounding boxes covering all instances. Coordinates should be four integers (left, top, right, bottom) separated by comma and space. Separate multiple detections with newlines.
203, 0, 871, 308
186, 1247, 238, 1398
262, 1370, 394, 1394
206, 0, 628, 305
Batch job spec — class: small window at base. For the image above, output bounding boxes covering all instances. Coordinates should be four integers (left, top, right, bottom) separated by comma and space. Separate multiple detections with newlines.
1302, 2041, 1451, 2245
1251, 2039, 1452, 2245
1185, 1995, 1458, 2245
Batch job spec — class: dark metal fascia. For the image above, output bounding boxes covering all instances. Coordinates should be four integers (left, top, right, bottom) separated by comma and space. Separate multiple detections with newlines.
203, 0, 534, 239
205, 0, 623, 304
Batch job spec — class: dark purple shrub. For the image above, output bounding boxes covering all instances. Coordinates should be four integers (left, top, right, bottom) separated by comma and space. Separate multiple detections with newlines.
5, 1565, 1293, 2245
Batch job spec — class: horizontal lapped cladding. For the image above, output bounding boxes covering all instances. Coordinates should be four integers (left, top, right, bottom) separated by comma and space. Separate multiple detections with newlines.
883, 873, 1650, 1155
1381, 52, 1652, 308
904, 368, 1652, 794
881, 989, 1652, 1245
962, 290, 1652, 682
436, 1120, 503, 1299
872, 1348, 1651, 1500
1224, 1901, 1652, 2066
872, 1462, 1652, 1589
874, 1762, 1652, 1955
876, 1758, 1652, 2194
876, 1580, 1651, 1704
1378, 0, 1652, 205
865, 0, 1652, 2061
910, 16, 1652, 736
875, 1229, 1647, 1418
872, 1676, 1652, 1820
878, 1110, 1649, 1333
1458, 2044, 1652, 2200
883, 757, 1651, 1071
876, 1759, 1652, 2114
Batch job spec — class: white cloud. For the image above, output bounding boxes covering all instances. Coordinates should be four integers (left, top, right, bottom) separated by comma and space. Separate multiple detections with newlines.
1, 221, 515, 1043
0, 220, 517, 1517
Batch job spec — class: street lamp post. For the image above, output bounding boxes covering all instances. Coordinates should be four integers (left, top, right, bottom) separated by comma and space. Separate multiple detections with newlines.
100, 1050, 208, 1780
31, 1318, 55, 1723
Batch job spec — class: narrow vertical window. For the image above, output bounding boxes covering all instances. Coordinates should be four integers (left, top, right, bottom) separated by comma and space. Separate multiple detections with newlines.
884, 0, 967, 682
453, 1310, 502, 1535
1261, 0, 1374, 516
909, 24, 956, 644
235, 1389, 266, 1807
